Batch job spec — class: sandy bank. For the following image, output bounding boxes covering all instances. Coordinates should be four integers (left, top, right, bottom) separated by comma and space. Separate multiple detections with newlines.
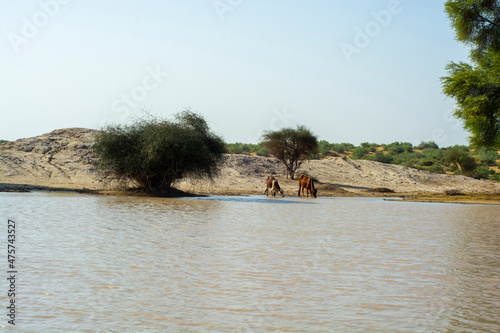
1, 128, 499, 204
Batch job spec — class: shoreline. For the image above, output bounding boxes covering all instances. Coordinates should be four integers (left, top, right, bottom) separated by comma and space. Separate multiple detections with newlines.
1, 128, 499, 205
2, 182, 499, 205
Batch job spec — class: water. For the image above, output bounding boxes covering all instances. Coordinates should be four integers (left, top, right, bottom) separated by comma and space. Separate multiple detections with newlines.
1, 191, 499, 332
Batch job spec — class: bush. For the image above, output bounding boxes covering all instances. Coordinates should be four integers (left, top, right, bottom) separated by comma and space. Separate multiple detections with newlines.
428, 163, 446, 174
392, 151, 423, 167
94, 111, 226, 194
417, 141, 439, 149
371, 150, 393, 164
477, 148, 499, 166
473, 165, 493, 179
490, 172, 500, 181
450, 144, 469, 152
331, 142, 355, 154
254, 144, 269, 156
445, 148, 477, 177
422, 148, 445, 162
385, 142, 413, 154
360, 142, 378, 152
318, 140, 337, 156
351, 147, 368, 159
226, 143, 269, 156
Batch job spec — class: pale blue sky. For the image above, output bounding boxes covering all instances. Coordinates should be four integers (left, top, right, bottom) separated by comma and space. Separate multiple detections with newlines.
1, 0, 470, 146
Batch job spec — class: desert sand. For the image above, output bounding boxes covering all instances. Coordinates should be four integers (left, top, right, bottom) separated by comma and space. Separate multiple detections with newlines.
1, 128, 499, 203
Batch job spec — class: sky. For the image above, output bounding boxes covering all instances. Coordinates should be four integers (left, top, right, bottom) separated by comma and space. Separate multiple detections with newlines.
1, 0, 472, 146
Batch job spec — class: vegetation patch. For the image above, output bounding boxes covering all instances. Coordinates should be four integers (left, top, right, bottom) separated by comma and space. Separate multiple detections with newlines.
226, 140, 500, 182
93, 110, 226, 194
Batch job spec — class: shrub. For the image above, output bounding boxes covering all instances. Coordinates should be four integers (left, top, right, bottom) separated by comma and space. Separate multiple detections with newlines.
472, 165, 492, 179
360, 142, 378, 152
352, 147, 368, 159
450, 144, 469, 152
372, 150, 393, 164
428, 163, 446, 174
331, 142, 355, 154
226, 143, 268, 156
385, 141, 413, 154
254, 144, 269, 156
422, 148, 445, 162
417, 141, 439, 149
318, 140, 337, 156
490, 172, 500, 181
477, 148, 499, 166
445, 148, 477, 177
93, 110, 226, 194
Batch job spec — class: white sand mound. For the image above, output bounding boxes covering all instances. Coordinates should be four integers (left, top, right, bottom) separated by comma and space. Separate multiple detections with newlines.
1, 128, 499, 195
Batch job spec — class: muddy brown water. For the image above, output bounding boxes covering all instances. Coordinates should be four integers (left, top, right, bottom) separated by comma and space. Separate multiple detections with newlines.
1, 192, 499, 332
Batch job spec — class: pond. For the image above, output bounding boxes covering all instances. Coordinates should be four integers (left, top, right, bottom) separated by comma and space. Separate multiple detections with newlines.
1, 192, 499, 332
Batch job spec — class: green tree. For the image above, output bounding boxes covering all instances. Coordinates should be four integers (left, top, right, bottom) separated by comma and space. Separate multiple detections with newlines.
445, 148, 478, 177
93, 110, 226, 194
442, 52, 500, 148
444, 0, 500, 61
442, 0, 500, 148
318, 140, 332, 156
260, 125, 318, 179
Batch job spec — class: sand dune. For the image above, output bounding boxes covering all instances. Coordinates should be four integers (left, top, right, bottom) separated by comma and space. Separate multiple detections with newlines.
1, 128, 499, 196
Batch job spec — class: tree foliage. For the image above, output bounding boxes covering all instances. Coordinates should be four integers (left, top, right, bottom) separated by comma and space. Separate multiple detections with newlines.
445, 148, 478, 177
445, 0, 500, 60
93, 110, 226, 194
260, 126, 318, 179
224, 139, 500, 180
442, 52, 500, 148
226, 142, 269, 156
476, 147, 499, 164
442, 0, 500, 148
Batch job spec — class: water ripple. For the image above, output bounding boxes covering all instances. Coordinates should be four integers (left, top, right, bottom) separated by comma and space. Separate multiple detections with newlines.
1, 192, 499, 332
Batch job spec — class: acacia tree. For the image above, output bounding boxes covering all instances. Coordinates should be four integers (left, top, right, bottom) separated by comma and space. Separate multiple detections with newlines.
441, 0, 500, 148
260, 126, 318, 179
93, 110, 226, 194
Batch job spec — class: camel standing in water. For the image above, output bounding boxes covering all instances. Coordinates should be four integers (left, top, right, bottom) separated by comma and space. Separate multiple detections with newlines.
298, 174, 317, 198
